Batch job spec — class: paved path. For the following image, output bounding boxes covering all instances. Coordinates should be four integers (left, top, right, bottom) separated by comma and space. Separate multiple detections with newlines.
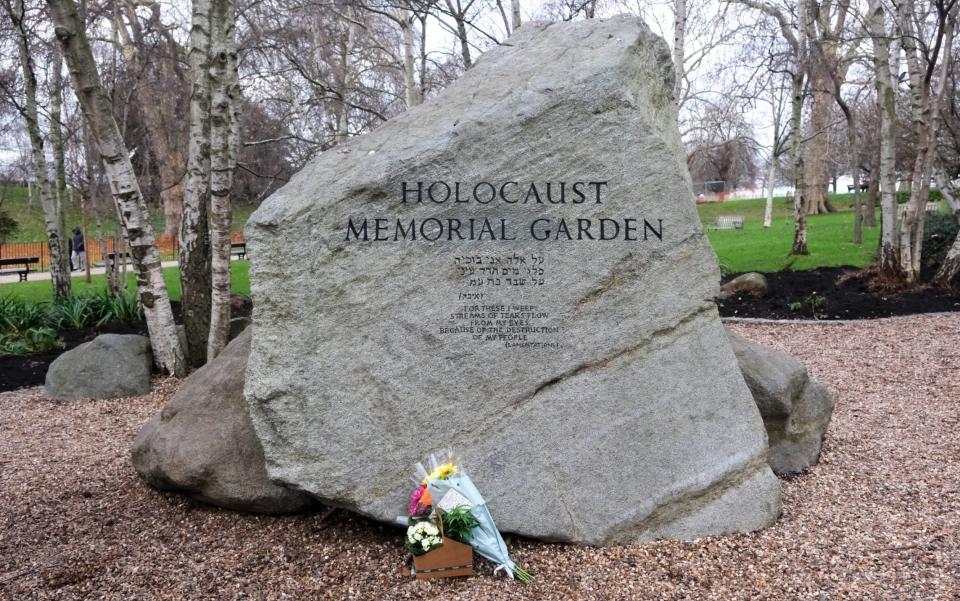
0, 260, 180, 285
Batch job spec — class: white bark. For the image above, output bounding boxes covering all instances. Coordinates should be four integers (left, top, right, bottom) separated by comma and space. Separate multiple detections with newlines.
180, 0, 213, 367
895, 0, 957, 283
401, 9, 419, 108
790, 0, 808, 254
49, 0, 186, 376
672, 0, 686, 105
207, 0, 240, 360
7, 0, 70, 298
869, 0, 899, 276
764, 154, 775, 228
334, 16, 356, 144
511, 0, 521, 31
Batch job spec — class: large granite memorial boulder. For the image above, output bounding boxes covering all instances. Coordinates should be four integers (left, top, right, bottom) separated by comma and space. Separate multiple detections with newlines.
244, 16, 782, 544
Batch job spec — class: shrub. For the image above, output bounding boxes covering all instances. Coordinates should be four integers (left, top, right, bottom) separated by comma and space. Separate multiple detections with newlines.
0, 296, 60, 356
897, 189, 943, 204
93, 289, 142, 325
0, 326, 59, 356
0, 288, 143, 355
0, 296, 50, 332
50, 294, 97, 329
922, 212, 959, 276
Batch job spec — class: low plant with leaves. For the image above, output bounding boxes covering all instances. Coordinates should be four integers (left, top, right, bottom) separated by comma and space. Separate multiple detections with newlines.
50, 295, 96, 329
99, 289, 142, 324
0, 325, 60, 355
440, 505, 480, 543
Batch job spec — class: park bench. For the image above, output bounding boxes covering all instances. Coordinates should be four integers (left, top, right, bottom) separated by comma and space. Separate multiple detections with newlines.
713, 215, 745, 230
846, 182, 869, 192
231, 242, 247, 260
0, 256, 40, 282
93, 252, 133, 268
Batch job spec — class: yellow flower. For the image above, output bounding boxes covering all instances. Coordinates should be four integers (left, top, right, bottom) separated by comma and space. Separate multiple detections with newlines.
423, 462, 458, 483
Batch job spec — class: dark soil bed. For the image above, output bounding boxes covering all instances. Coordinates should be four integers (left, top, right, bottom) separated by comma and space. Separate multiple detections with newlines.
719, 267, 960, 320
0, 298, 251, 392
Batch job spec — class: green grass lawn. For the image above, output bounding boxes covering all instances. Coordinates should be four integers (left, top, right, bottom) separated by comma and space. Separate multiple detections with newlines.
698, 194, 885, 273
0, 185, 256, 242
0, 261, 250, 303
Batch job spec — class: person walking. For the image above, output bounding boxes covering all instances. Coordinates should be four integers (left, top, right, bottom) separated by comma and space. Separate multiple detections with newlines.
72, 227, 85, 271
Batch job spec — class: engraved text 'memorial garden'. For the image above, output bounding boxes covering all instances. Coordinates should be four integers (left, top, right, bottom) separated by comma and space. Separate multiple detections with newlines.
344, 181, 666, 242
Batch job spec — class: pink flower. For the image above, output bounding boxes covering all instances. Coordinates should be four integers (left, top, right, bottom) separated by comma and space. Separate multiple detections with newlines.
408, 484, 431, 517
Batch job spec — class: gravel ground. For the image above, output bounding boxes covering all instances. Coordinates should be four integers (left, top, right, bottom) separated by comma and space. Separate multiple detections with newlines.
1, 315, 958, 600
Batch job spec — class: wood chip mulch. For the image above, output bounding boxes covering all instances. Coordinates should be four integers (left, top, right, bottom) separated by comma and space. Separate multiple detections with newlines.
1, 315, 958, 600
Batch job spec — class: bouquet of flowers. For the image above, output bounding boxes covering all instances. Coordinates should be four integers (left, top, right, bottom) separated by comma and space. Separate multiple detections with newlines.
405, 521, 442, 555
402, 452, 533, 583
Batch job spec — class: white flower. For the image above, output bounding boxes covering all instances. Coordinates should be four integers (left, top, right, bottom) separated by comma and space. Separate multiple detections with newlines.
421, 539, 430, 550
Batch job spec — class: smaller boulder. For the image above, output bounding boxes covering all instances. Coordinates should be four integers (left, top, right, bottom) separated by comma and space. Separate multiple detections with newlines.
728, 331, 835, 475
45, 334, 152, 400
720, 272, 768, 299
131, 330, 315, 513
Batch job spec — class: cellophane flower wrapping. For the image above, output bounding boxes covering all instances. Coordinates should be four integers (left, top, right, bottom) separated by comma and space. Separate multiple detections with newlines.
418, 457, 526, 578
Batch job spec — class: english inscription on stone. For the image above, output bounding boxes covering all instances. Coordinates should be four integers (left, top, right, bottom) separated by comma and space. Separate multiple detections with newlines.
343, 180, 665, 349
244, 16, 781, 545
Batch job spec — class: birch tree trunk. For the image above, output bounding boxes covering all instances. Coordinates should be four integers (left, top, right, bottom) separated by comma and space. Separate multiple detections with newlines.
50, 46, 70, 281
790, 67, 808, 255
6, 0, 71, 298
789, 0, 808, 255
673, 0, 686, 106
333, 17, 355, 145
207, 0, 240, 360
865, 148, 879, 227
764, 153, 775, 228
846, 113, 862, 244
869, 0, 899, 277
179, 0, 213, 367
50, 46, 68, 202
511, 0, 521, 30
895, 0, 956, 283
113, 6, 187, 238
48, 0, 186, 376
804, 74, 834, 214
401, 9, 419, 108
445, 0, 472, 68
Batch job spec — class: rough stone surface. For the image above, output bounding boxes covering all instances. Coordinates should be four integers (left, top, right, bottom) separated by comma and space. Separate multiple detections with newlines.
720, 272, 768, 299
44, 334, 152, 400
728, 330, 835, 474
132, 331, 315, 513
244, 16, 781, 544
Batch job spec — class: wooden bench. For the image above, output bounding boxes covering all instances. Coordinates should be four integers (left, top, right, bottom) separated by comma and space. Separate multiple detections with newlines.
0, 257, 40, 281
713, 215, 745, 230
231, 242, 247, 260
846, 182, 869, 192
93, 252, 133, 268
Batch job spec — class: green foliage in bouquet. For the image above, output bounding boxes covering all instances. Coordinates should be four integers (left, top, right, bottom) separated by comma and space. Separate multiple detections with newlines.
440, 506, 479, 543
